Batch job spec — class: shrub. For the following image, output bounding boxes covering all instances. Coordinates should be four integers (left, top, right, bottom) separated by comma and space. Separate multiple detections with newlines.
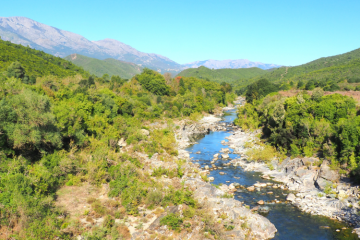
160, 213, 183, 231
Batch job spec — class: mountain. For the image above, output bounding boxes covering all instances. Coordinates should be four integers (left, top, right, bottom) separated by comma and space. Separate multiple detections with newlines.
64, 54, 142, 79
183, 59, 282, 70
0, 16, 182, 73
177, 66, 267, 84
0, 38, 88, 79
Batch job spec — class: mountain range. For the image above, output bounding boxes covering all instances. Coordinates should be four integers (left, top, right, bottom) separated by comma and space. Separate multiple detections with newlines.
0, 16, 281, 73
183, 59, 281, 70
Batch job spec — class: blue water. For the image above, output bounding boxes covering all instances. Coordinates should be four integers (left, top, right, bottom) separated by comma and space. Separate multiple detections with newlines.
186, 109, 357, 240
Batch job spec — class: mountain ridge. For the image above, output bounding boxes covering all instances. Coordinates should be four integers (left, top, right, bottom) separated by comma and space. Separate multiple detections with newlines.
0, 16, 282, 74
183, 59, 282, 70
0, 16, 182, 73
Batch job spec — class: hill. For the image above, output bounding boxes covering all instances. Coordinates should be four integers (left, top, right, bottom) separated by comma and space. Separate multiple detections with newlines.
0, 38, 88, 79
177, 66, 267, 84
64, 54, 142, 79
0, 16, 182, 73
250, 47, 360, 84
183, 59, 282, 70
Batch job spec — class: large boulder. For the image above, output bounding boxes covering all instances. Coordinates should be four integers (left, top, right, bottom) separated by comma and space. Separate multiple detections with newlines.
315, 177, 332, 191
319, 161, 340, 182
279, 158, 304, 174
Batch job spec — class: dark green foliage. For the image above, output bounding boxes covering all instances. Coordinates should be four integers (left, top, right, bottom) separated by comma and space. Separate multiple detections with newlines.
245, 79, 279, 103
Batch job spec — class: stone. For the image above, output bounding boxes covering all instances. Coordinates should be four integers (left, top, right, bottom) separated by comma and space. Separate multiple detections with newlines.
219, 172, 226, 175
257, 200, 265, 205
221, 153, 230, 159
319, 161, 340, 182
117, 138, 127, 147
247, 186, 255, 192
195, 151, 201, 154
258, 206, 270, 214
208, 177, 215, 181
220, 148, 231, 153
286, 193, 296, 202
204, 165, 209, 170
140, 129, 150, 136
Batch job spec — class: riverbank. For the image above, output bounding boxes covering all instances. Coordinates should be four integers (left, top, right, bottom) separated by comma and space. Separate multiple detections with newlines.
220, 99, 360, 238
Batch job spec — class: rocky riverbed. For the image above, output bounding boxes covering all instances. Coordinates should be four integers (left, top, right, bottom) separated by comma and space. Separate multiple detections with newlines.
173, 101, 277, 239
176, 96, 360, 239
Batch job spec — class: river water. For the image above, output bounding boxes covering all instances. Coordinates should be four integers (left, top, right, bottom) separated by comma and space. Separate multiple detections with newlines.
186, 109, 358, 240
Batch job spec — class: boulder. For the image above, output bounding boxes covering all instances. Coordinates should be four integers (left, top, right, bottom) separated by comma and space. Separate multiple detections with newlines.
258, 206, 270, 214
208, 177, 215, 181
140, 129, 150, 136
257, 200, 265, 205
247, 186, 255, 192
117, 138, 127, 147
319, 161, 340, 182
221, 153, 230, 159
315, 177, 332, 191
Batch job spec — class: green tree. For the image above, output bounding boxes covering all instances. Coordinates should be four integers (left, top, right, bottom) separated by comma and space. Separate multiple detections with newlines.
0, 89, 62, 156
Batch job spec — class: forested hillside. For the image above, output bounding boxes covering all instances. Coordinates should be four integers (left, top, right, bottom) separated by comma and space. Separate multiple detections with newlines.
177, 66, 267, 84
64, 54, 142, 79
0, 40, 236, 239
249, 47, 360, 87
0, 38, 88, 79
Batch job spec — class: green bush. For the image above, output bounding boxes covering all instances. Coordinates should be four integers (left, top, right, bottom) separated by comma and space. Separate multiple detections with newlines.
160, 213, 183, 231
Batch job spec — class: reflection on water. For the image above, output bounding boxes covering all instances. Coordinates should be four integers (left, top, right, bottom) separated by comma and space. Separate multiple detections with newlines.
186, 109, 357, 240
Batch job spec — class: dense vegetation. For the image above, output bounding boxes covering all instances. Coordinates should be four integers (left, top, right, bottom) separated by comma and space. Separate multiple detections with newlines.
0, 38, 88, 79
246, 47, 360, 92
0, 38, 236, 238
236, 88, 360, 181
64, 54, 142, 79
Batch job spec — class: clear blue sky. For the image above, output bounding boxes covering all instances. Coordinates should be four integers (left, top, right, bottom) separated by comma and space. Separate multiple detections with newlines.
1, 0, 359, 66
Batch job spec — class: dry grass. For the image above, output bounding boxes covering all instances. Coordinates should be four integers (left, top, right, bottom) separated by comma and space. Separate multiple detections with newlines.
55, 183, 102, 217
117, 225, 131, 239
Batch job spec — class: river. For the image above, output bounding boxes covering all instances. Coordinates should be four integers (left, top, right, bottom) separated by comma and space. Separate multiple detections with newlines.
186, 108, 358, 240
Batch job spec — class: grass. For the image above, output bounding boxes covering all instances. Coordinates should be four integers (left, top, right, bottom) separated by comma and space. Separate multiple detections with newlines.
246, 144, 277, 162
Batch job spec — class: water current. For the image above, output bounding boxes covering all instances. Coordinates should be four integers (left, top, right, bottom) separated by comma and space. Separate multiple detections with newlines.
186, 109, 358, 240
